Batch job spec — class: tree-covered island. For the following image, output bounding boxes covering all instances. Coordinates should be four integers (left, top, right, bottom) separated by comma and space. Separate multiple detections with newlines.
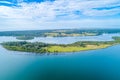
1, 36, 120, 54
16, 36, 34, 40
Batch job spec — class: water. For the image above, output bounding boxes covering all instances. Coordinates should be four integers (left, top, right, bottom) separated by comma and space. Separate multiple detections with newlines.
0, 33, 120, 44
0, 34, 120, 80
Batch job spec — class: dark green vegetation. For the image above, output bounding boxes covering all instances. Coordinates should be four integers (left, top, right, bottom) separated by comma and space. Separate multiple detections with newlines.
0, 29, 120, 37
16, 36, 34, 40
112, 36, 120, 41
2, 36, 120, 53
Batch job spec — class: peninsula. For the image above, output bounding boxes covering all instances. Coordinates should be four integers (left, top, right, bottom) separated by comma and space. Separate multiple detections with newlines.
1, 36, 120, 54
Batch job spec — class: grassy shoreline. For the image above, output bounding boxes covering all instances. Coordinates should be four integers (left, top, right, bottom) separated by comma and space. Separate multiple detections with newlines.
1, 36, 120, 54
2, 44, 113, 54
46, 45, 111, 53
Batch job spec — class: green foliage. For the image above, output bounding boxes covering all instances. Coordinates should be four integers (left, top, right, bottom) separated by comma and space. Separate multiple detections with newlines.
2, 36, 120, 54
2, 41, 51, 53
0, 29, 120, 37
112, 36, 120, 42
16, 36, 34, 40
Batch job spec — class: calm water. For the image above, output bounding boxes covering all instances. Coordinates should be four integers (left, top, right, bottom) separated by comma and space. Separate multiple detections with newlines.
0, 34, 120, 80
0, 33, 120, 44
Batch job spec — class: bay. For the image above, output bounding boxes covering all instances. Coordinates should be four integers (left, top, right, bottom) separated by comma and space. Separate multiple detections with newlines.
0, 34, 120, 80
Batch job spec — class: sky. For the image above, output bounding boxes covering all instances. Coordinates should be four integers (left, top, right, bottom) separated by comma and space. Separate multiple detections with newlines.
0, 0, 120, 31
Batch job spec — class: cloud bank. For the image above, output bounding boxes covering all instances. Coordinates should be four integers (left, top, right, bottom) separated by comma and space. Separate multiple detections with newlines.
0, 0, 120, 30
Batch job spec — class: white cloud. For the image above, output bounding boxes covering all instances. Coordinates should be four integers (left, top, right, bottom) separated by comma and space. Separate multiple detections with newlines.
0, 0, 120, 21
83, 8, 120, 16
0, 0, 120, 31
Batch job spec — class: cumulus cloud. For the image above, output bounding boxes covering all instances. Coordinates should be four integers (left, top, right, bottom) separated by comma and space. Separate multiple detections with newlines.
0, 0, 120, 21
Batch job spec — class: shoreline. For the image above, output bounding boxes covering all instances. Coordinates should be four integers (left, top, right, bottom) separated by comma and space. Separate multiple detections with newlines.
1, 44, 118, 55
1, 36, 120, 54
1, 42, 118, 54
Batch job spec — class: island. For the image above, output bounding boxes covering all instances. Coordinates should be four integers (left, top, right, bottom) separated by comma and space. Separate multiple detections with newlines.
1, 36, 120, 54
16, 36, 34, 40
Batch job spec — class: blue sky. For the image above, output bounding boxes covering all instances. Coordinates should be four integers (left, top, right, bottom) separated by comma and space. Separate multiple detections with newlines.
0, 0, 120, 31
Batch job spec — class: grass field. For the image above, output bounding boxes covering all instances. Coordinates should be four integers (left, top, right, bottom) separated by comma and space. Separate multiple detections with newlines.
46, 45, 110, 53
